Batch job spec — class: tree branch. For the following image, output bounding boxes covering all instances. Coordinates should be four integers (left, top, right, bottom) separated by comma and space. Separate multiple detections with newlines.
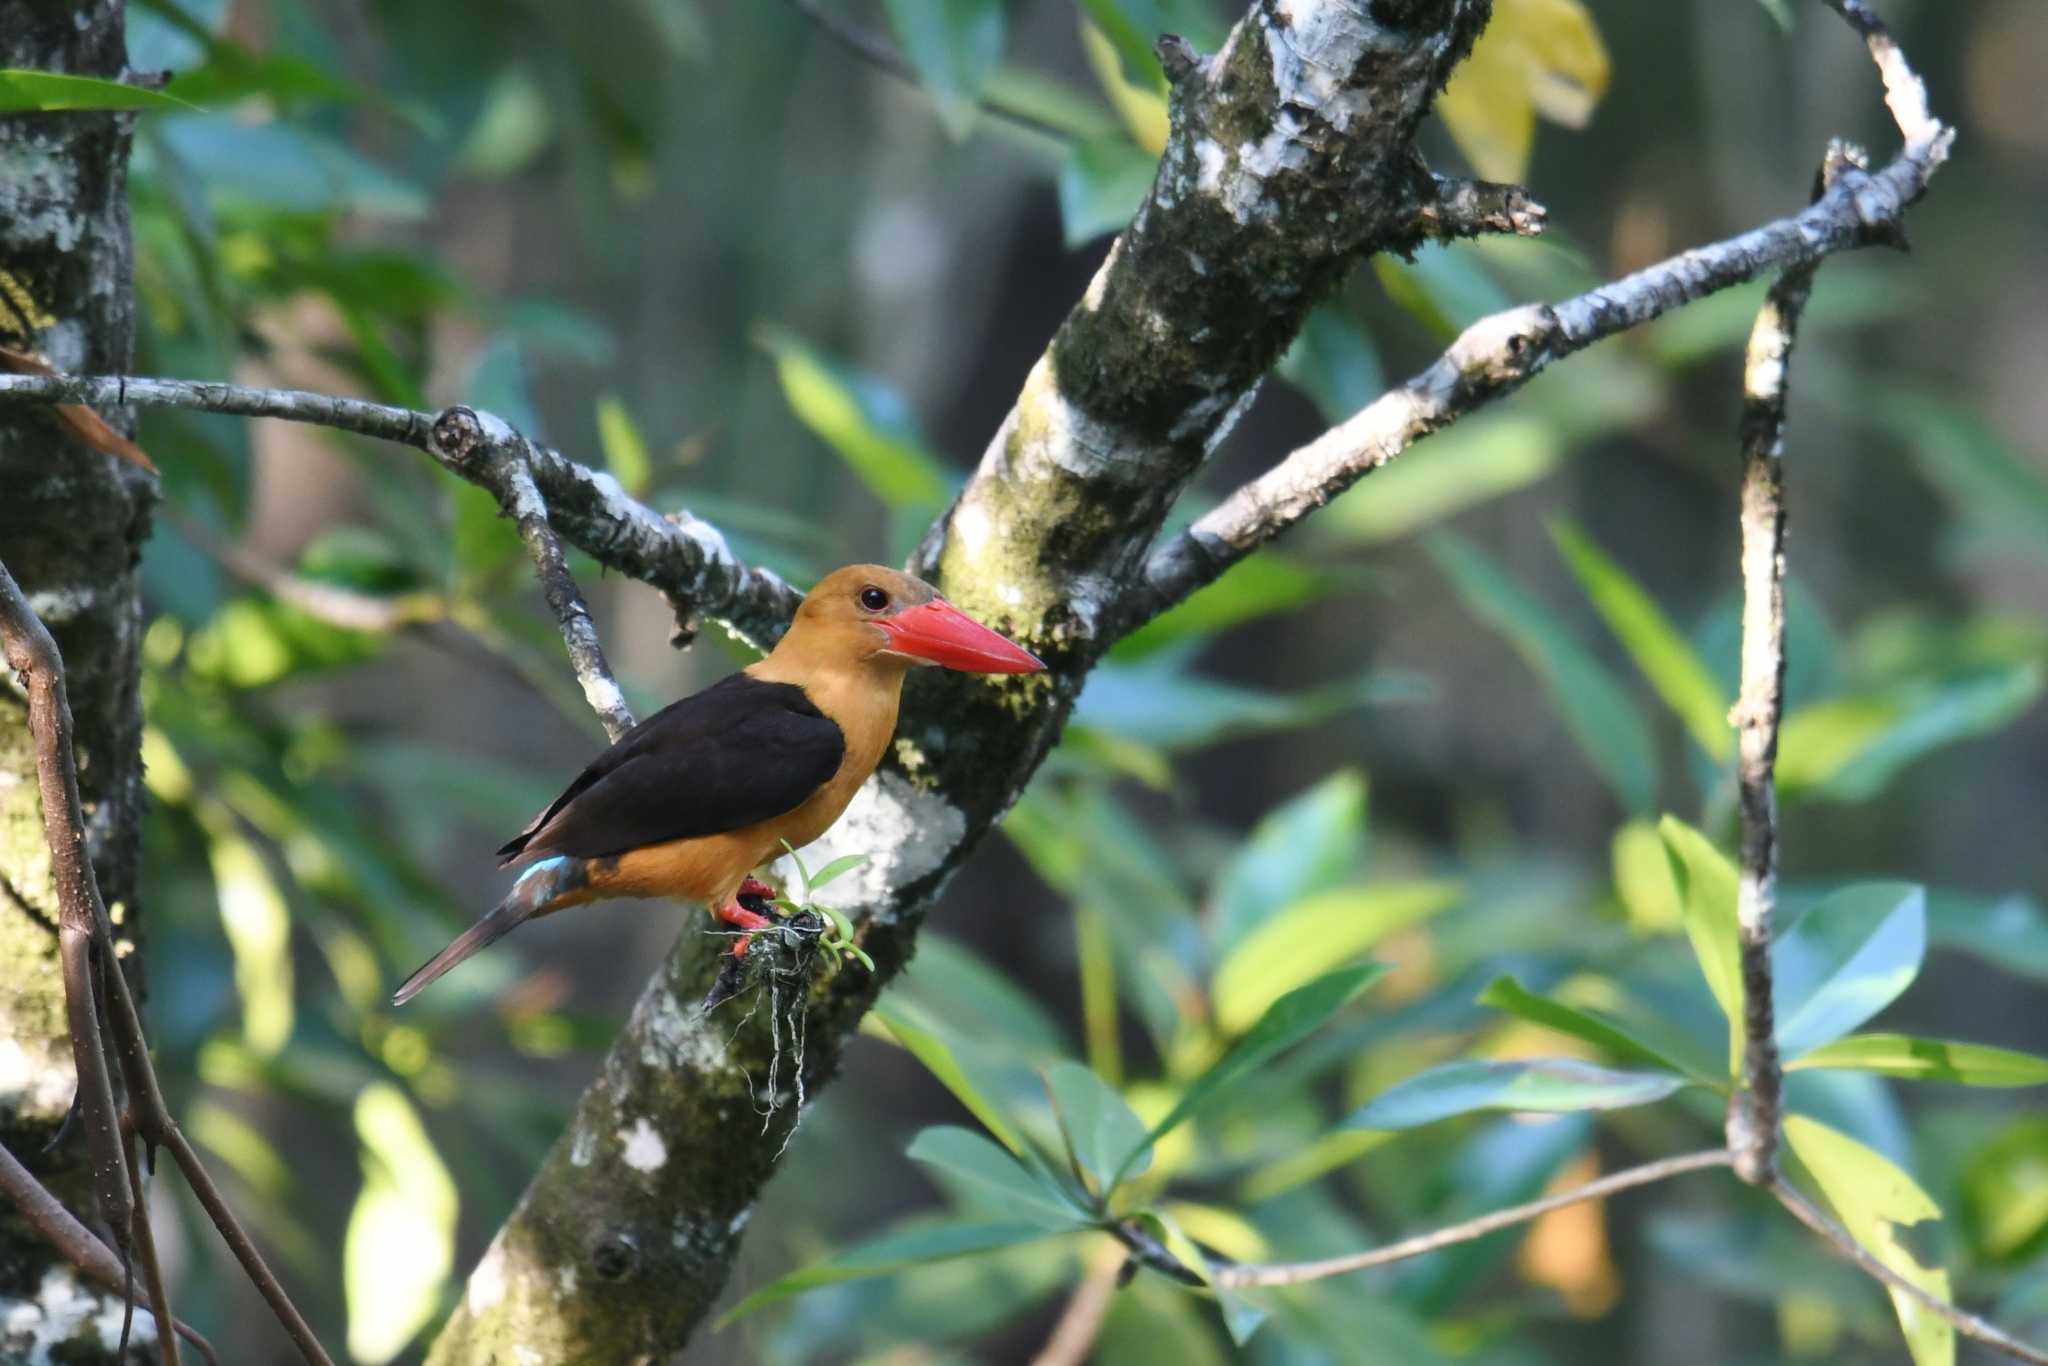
0, 375, 803, 653
1411, 173, 1549, 243
1132, 1, 1951, 623
1208, 1150, 1731, 1289
1725, 255, 1813, 1183
0, 558, 337, 1366
1771, 1177, 2048, 1366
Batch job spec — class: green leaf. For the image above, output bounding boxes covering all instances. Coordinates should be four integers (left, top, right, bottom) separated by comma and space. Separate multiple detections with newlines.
1880, 389, 2048, 562
883, 0, 1007, 139
1375, 242, 1515, 337
905, 1126, 1091, 1231
806, 853, 870, 893
1778, 665, 2043, 802
1275, 302, 1385, 424
1078, 0, 1230, 89
1774, 882, 1926, 1059
1791, 1034, 2048, 1087
1057, 135, 1157, 246
715, 1217, 1053, 1326
1113, 553, 1354, 660
157, 116, 428, 217
1783, 1115, 1955, 1366
1346, 1058, 1687, 1131
0, 68, 198, 112
1611, 818, 1682, 931
1044, 1061, 1150, 1193
874, 1006, 1030, 1156
344, 1084, 456, 1365
1318, 414, 1561, 547
1659, 815, 1742, 1072
1477, 976, 1707, 1081
885, 935, 1068, 1056
1117, 964, 1385, 1183
1552, 520, 1731, 759
1429, 532, 1658, 813
1073, 659, 1422, 753
594, 393, 653, 496
1928, 892, 2048, 984
199, 811, 294, 1057
755, 327, 952, 516
1214, 882, 1459, 1034
1210, 771, 1369, 955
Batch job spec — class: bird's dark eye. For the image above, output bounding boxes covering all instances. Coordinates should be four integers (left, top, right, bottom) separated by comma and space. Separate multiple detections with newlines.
859, 586, 890, 612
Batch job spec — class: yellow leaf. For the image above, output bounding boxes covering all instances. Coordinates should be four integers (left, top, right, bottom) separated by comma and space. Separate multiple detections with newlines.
1080, 20, 1169, 156
1438, 0, 1611, 181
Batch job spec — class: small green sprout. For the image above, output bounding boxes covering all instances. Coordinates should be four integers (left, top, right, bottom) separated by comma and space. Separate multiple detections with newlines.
775, 842, 876, 973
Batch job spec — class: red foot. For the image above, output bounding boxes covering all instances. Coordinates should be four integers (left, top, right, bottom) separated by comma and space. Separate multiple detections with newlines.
714, 879, 782, 957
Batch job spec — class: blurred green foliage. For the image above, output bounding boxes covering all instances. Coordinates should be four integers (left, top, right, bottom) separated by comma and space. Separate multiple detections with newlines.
18, 0, 2040, 1361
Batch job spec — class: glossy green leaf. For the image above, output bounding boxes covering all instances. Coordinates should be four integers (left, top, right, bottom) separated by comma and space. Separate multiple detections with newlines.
1319, 414, 1561, 547
905, 1126, 1091, 1231
157, 116, 428, 217
806, 853, 871, 892
200, 811, 294, 1056
1477, 976, 1706, 1080
1347, 1058, 1686, 1131
1552, 520, 1730, 759
1611, 818, 1682, 931
716, 1217, 1053, 1325
0, 68, 197, 112
883, 0, 1007, 138
344, 1084, 456, 1365
755, 327, 951, 515
875, 1006, 1030, 1156
1375, 242, 1514, 337
1659, 815, 1742, 1071
1113, 553, 1356, 660
1792, 1034, 2048, 1086
1429, 532, 1658, 813
1045, 1061, 1150, 1193
1275, 302, 1385, 423
1928, 892, 2048, 984
1784, 1115, 1955, 1366
1211, 771, 1368, 955
1774, 882, 1925, 1059
594, 393, 652, 495
1778, 666, 2043, 802
1073, 658, 1423, 753
1116, 964, 1385, 1183
1058, 134, 1157, 246
1215, 882, 1459, 1033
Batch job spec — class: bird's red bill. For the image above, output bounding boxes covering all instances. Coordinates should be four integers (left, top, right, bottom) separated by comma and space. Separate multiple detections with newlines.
880, 600, 1044, 673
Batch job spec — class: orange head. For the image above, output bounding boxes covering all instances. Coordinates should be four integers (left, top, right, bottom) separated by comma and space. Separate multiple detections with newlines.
776, 565, 1043, 675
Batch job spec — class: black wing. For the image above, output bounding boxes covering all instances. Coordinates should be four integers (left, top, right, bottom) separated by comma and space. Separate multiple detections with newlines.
497, 673, 844, 864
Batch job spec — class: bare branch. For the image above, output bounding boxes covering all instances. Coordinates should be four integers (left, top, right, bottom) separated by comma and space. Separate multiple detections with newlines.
0, 1139, 217, 1366
1209, 1149, 1731, 1289
1771, 1177, 2048, 1366
1411, 173, 1549, 243
0, 558, 338, 1366
1725, 257, 1813, 1183
1133, 0, 1952, 624
0, 374, 803, 651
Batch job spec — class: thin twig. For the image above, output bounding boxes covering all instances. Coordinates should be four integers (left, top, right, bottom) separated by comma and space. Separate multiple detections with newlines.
785, 0, 1078, 144
1771, 1177, 2048, 1366
1725, 257, 1814, 1182
124, 1136, 182, 1366
0, 375, 803, 652
1130, 0, 1953, 626
0, 558, 338, 1366
0, 1139, 218, 1366
1411, 172, 1549, 242
1207, 1149, 1732, 1289
1031, 1241, 1125, 1366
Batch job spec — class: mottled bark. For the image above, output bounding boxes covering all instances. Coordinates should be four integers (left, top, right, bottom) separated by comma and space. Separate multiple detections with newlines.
0, 1, 154, 1359
427, 2, 1497, 1360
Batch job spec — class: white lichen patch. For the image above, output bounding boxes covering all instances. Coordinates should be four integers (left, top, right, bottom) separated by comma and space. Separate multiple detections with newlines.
465, 1234, 508, 1315
619, 1117, 667, 1172
782, 771, 965, 926
634, 982, 730, 1073
569, 1123, 597, 1168
25, 584, 100, 624
0, 1036, 75, 1115
0, 1268, 156, 1365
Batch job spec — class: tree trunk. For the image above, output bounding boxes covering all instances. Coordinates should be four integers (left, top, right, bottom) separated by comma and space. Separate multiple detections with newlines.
0, 1, 153, 1359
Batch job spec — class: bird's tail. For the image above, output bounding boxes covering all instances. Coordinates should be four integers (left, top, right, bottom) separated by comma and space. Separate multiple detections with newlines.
391, 856, 580, 1006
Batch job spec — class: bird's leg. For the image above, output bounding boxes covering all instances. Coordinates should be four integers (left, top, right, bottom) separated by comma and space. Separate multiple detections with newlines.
714, 878, 784, 956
